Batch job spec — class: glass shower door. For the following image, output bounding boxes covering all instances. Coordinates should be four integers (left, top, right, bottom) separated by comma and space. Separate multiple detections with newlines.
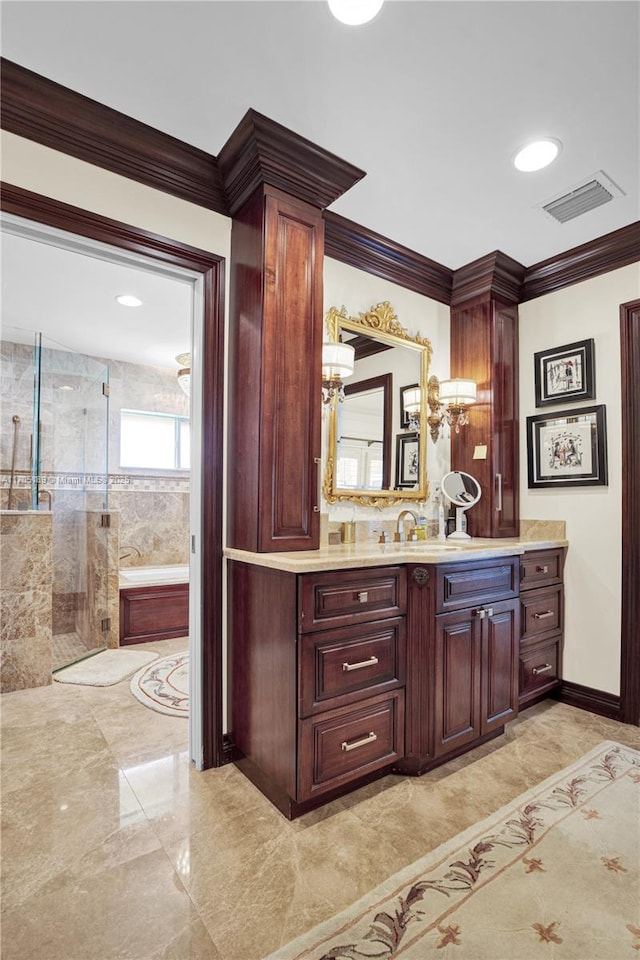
36, 334, 111, 671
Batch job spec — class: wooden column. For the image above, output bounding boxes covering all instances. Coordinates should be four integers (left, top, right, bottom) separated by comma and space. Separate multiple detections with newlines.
219, 110, 364, 552
450, 253, 525, 539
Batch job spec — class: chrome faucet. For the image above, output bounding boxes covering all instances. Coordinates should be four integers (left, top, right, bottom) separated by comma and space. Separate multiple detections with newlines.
395, 509, 420, 542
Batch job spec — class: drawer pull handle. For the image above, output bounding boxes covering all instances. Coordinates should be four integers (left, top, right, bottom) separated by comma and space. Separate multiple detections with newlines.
342, 655, 379, 672
341, 731, 377, 752
533, 610, 554, 620
536, 565, 549, 574
356, 591, 369, 603
532, 663, 553, 675
474, 607, 494, 619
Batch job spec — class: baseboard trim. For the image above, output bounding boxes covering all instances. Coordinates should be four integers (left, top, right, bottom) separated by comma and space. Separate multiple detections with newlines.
554, 680, 621, 721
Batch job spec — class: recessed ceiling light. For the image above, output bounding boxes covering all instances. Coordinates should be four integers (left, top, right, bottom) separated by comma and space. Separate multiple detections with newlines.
58, 385, 74, 392
328, 0, 384, 26
115, 294, 143, 307
513, 139, 562, 172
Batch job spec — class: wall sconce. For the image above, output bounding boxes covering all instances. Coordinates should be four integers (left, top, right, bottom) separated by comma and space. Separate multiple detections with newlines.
321, 341, 355, 405
427, 376, 477, 442
175, 352, 191, 396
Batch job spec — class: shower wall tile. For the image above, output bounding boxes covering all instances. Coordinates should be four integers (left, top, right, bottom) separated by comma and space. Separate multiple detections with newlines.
111, 492, 189, 568
0, 512, 52, 692
75, 511, 120, 652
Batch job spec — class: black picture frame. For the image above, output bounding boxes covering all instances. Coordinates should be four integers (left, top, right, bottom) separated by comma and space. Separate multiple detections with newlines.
395, 431, 420, 488
399, 382, 419, 429
526, 404, 608, 488
534, 338, 595, 407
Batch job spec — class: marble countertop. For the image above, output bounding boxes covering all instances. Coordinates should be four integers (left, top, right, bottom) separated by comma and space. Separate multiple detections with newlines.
224, 536, 568, 574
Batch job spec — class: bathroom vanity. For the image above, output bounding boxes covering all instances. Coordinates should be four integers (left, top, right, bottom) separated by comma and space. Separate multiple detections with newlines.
226, 538, 566, 819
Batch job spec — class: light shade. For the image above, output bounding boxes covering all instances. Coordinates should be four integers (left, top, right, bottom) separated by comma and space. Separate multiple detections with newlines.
403, 386, 421, 415
513, 139, 561, 172
322, 342, 355, 379
175, 352, 191, 396
438, 379, 477, 406
327, 0, 384, 25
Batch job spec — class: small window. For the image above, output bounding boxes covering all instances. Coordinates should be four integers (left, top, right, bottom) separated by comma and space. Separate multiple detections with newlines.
120, 410, 190, 470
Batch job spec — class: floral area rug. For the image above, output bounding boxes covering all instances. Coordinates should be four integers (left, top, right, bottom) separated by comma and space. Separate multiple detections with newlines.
267, 741, 640, 960
129, 652, 189, 717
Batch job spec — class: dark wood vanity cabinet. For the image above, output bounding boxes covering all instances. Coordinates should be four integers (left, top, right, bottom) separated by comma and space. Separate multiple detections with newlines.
518, 548, 565, 705
397, 556, 520, 775
229, 561, 406, 818
229, 551, 564, 816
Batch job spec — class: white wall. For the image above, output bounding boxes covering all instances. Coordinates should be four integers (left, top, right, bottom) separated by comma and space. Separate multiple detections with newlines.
323, 258, 451, 521
519, 263, 640, 695
1, 132, 232, 257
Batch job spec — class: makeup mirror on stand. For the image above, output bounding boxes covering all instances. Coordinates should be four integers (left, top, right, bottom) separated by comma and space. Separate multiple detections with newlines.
441, 470, 481, 539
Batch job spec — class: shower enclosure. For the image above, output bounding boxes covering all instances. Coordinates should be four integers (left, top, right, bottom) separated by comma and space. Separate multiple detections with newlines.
1, 326, 112, 676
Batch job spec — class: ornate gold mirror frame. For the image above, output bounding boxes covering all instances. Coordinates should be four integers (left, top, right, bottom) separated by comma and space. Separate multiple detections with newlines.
323, 301, 432, 507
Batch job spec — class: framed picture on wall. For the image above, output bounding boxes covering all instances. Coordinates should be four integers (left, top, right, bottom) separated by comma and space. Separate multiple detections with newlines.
395, 431, 419, 488
534, 338, 595, 407
526, 404, 608, 488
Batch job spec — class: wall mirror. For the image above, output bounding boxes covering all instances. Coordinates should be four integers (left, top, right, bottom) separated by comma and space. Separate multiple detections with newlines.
323, 301, 432, 507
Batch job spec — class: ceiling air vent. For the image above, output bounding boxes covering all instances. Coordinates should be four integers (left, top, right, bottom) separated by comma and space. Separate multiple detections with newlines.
540, 171, 625, 224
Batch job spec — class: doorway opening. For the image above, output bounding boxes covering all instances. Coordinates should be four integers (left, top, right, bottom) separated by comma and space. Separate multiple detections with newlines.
0, 189, 225, 768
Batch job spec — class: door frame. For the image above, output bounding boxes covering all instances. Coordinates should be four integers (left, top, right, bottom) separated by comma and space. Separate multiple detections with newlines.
620, 298, 640, 725
1, 183, 227, 767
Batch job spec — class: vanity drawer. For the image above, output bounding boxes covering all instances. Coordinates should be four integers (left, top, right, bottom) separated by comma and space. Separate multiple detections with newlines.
299, 618, 405, 716
519, 638, 560, 702
298, 690, 404, 801
299, 566, 406, 632
520, 549, 564, 591
520, 585, 563, 642
435, 557, 519, 613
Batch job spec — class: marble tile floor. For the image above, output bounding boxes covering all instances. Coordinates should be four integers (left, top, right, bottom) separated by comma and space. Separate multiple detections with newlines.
2, 640, 639, 960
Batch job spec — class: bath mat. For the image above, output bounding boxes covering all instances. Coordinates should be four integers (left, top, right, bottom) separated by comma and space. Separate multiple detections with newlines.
54, 649, 159, 686
266, 741, 640, 960
129, 652, 189, 717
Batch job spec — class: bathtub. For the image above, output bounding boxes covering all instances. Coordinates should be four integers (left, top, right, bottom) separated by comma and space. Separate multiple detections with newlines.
119, 564, 189, 588
119, 565, 189, 645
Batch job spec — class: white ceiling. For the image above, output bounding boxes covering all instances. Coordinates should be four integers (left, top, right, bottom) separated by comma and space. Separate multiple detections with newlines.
0, 1, 638, 362
1, 231, 193, 368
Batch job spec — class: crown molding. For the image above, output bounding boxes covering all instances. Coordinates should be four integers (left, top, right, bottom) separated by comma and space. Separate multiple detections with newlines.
2, 59, 637, 302
521, 221, 640, 301
451, 250, 526, 307
0, 58, 226, 213
217, 109, 365, 215
324, 210, 453, 305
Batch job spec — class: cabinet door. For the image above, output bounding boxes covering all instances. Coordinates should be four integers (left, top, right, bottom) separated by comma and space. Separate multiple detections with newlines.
227, 188, 323, 552
491, 306, 519, 538
482, 598, 519, 733
433, 608, 482, 756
